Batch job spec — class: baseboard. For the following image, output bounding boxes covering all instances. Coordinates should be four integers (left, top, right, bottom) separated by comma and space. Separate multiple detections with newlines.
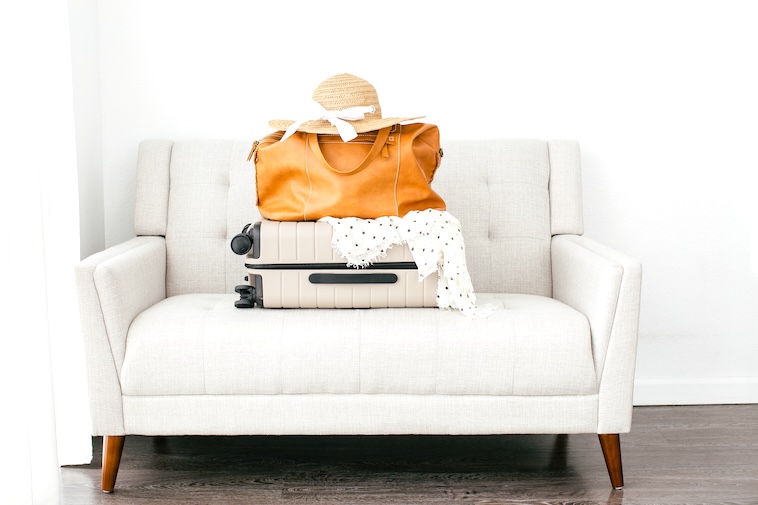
633, 377, 758, 405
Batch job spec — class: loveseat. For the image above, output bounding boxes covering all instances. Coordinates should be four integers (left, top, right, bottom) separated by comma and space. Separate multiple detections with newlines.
75, 137, 641, 492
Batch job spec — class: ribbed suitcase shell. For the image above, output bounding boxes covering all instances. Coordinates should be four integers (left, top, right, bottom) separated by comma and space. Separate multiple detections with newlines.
244, 220, 437, 308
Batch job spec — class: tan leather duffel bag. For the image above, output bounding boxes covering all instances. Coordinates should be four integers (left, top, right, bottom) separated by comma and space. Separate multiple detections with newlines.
250, 123, 446, 221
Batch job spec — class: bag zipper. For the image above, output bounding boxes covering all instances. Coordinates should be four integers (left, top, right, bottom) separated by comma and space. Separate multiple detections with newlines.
249, 126, 398, 162
247, 132, 285, 162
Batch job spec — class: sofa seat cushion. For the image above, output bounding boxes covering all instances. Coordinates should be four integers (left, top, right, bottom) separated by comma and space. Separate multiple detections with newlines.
121, 293, 596, 397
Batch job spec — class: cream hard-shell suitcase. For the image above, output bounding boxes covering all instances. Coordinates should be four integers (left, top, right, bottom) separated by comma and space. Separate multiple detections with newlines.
231, 219, 437, 308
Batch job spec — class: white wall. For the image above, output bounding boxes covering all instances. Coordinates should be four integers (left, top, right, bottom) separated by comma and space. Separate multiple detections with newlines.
69, 0, 104, 259
72, 0, 758, 405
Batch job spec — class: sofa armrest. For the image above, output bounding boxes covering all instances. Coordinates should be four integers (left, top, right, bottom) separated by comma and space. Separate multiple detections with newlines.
551, 234, 642, 433
75, 236, 166, 434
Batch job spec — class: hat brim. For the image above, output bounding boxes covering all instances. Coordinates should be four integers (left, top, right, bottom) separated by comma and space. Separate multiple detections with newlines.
268, 116, 425, 135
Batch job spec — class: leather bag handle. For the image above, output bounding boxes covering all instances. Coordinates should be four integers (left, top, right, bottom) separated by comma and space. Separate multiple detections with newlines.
307, 127, 392, 175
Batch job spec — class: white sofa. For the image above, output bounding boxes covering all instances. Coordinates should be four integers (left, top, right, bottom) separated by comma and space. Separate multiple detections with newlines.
75, 138, 641, 492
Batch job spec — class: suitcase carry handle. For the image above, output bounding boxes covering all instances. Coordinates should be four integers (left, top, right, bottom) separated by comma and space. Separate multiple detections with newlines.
231, 223, 254, 255
309, 273, 398, 284
231, 223, 261, 258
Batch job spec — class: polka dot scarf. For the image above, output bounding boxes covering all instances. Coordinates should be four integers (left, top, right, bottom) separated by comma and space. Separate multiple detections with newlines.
320, 210, 494, 318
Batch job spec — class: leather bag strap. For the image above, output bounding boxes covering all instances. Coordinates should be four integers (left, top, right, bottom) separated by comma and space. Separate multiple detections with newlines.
307, 127, 392, 175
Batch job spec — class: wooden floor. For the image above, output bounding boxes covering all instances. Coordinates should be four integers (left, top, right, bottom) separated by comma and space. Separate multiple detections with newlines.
61, 404, 758, 504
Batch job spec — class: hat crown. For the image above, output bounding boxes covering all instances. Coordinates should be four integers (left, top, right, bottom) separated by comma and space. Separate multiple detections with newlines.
311, 73, 383, 118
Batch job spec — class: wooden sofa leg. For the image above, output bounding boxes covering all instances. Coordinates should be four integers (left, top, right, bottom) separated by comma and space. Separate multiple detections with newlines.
598, 434, 624, 489
102, 436, 125, 493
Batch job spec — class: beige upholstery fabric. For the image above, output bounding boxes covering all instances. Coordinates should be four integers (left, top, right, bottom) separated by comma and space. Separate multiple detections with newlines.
157, 141, 259, 297
552, 235, 642, 433
433, 139, 552, 296
134, 140, 172, 236
121, 394, 599, 436
77, 138, 641, 439
136, 138, 581, 299
120, 293, 595, 397
75, 236, 167, 434
547, 140, 584, 235
552, 235, 623, 379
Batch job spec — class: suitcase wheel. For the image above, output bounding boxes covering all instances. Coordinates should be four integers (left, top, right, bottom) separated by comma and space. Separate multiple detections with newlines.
235, 284, 252, 295
234, 284, 256, 308
234, 298, 254, 309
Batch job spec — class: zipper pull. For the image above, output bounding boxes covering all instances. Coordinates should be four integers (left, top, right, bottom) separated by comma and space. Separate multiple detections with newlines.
247, 140, 260, 162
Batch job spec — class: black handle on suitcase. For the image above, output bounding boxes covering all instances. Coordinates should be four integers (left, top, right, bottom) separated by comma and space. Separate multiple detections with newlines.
231, 223, 255, 255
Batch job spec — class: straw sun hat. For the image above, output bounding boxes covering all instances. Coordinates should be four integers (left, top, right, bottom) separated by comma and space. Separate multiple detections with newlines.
269, 73, 424, 142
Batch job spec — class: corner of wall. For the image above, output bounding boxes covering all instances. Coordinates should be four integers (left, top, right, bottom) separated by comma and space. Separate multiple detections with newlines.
68, 0, 105, 259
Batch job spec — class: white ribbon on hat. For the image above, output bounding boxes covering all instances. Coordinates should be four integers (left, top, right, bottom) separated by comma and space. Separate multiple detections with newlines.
281, 103, 376, 142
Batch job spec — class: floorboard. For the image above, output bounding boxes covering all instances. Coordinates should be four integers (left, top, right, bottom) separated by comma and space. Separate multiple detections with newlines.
61, 404, 758, 504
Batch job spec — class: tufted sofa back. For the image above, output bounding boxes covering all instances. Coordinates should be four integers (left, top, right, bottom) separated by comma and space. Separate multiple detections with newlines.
134, 137, 583, 297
